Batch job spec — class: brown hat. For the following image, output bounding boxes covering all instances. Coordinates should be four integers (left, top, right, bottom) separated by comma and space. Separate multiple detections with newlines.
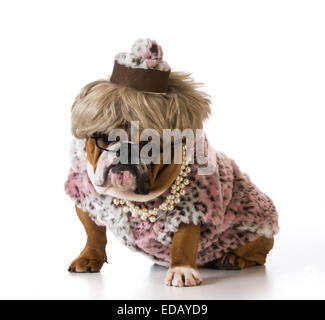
110, 38, 171, 93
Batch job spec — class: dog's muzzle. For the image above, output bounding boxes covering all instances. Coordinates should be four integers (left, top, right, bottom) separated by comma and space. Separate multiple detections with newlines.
93, 142, 150, 194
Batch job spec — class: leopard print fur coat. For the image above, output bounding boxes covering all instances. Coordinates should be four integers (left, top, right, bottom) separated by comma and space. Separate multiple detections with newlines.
65, 138, 279, 267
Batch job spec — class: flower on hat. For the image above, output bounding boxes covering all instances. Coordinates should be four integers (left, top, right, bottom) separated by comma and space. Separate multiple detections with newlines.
137, 39, 163, 69
115, 38, 170, 72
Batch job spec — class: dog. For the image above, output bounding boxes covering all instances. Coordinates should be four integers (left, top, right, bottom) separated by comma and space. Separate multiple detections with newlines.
65, 39, 279, 287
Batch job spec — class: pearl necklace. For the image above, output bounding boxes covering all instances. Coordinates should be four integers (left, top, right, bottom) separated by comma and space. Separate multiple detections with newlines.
112, 145, 191, 223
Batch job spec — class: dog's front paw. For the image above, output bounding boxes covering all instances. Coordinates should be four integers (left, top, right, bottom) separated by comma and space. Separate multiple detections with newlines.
68, 246, 107, 273
165, 266, 202, 287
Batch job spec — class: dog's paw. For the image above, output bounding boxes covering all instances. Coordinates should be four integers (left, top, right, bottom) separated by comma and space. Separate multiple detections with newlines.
165, 266, 202, 287
68, 247, 107, 273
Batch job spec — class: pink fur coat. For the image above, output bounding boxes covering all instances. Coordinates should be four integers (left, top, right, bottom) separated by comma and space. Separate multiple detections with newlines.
65, 138, 279, 267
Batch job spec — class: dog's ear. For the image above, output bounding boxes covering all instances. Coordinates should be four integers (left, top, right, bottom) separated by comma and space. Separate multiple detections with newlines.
86, 138, 103, 171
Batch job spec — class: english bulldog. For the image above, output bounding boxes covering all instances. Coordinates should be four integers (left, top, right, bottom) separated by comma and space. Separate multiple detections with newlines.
65, 38, 279, 287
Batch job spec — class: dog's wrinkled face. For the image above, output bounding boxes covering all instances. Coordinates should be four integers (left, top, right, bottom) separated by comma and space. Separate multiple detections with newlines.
87, 135, 152, 194
96, 140, 150, 194
86, 129, 183, 201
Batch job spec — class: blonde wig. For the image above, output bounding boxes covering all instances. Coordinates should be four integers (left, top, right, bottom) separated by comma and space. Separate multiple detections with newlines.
71, 72, 211, 139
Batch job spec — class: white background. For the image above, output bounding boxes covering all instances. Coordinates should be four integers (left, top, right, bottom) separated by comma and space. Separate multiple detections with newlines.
0, 0, 324, 300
